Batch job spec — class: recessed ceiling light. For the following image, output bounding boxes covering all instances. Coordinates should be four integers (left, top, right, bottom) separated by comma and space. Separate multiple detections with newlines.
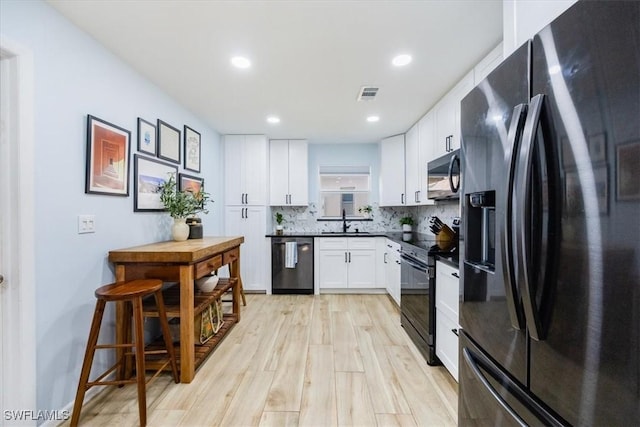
266, 116, 280, 124
392, 54, 412, 67
367, 115, 380, 123
231, 56, 251, 69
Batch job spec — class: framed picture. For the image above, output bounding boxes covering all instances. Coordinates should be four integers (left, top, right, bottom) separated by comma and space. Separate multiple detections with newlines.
134, 154, 178, 212
85, 114, 131, 196
137, 118, 157, 156
157, 119, 181, 164
616, 140, 640, 201
184, 125, 201, 172
179, 173, 204, 193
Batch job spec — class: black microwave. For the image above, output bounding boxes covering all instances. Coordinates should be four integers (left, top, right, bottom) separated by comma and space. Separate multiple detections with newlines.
427, 149, 461, 200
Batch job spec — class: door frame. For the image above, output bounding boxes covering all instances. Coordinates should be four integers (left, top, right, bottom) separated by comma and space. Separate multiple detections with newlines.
0, 36, 36, 424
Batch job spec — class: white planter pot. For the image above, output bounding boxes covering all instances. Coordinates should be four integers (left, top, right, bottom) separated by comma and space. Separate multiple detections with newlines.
172, 218, 190, 241
402, 224, 412, 232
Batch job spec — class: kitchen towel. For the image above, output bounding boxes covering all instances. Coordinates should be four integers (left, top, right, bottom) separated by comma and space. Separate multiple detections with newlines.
285, 241, 298, 268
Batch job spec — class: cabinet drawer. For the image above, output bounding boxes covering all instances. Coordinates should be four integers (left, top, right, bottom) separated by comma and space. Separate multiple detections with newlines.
436, 308, 459, 381
317, 237, 347, 250
223, 247, 239, 265
436, 260, 459, 320
347, 237, 376, 250
386, 239, 400, 252
194, 254, 223, 279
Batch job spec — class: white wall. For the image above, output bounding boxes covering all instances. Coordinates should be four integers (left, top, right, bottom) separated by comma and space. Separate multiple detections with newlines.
0, 0, 224, 416
503, 0, 578, 55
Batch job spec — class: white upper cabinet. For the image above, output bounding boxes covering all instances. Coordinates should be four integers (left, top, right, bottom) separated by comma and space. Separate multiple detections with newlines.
405, 114, 434, 206
433, 70, 474, 160
503, 0, 577, 56
224, 134, 268, 206
418, 111, 435, 183
473, 43, 504, 85
379, 134, 406, 207
405, 123, 425, 205
269, 139, 308, 206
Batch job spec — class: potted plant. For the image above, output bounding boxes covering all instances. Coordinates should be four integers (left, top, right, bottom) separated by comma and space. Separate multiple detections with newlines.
358, 205, 373, 218
158, 173, 210, 241
185, 186, 211, 239
275, 212, 284, 235
399, 216, 414, 232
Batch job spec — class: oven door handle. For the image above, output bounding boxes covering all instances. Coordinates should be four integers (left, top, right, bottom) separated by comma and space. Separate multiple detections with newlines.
400, 255, 429, 273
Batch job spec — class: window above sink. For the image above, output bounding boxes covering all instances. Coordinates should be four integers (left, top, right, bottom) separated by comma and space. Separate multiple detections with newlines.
318, 165, 371, 219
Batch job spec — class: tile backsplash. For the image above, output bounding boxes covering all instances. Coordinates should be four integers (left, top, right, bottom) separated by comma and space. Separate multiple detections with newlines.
270, 200, 460, 236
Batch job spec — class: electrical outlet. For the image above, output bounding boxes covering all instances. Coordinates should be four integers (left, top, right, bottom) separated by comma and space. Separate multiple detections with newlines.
78, 215, 96, 234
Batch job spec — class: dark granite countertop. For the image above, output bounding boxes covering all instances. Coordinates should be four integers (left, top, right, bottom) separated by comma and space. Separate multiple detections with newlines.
265, 231, 389, 238
436, 253, 460, 270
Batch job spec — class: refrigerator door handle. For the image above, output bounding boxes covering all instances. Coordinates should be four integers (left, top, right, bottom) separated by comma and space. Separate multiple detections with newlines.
462, 348, 528, 427
518, 93, 559, 341
502, 103, 528, 330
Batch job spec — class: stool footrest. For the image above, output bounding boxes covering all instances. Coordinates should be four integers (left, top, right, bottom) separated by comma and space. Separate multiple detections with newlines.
95, 343, 134, 349
87, 378, 136, 387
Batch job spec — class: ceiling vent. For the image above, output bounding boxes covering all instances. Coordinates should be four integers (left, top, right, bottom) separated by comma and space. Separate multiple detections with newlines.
357, 86, 379, 101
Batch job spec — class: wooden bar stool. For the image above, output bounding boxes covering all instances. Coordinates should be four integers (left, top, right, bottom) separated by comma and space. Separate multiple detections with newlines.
71, 279, 178, 427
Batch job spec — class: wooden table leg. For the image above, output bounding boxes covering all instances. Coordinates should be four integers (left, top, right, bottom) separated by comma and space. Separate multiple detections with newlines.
179, 265, 195, 383
229, 259, 242, 321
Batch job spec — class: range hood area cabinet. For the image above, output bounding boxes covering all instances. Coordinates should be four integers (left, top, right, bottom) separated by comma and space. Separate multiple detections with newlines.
405, 121, 430, 206
224, 134, 268, 206
269, 139, 308, 206
432, 71, 474, 159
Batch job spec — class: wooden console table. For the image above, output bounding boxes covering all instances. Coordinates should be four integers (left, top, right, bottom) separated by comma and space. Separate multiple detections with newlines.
108, 236, 244, 383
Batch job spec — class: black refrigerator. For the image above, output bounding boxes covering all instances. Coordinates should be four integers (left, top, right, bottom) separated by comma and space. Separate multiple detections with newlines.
459, 1, 639, 425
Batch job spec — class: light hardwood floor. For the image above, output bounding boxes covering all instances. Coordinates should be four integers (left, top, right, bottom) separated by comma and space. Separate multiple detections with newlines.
68, 294, 458, 426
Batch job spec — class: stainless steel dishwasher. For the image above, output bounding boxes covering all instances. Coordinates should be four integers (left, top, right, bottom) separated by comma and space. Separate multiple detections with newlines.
271, 237, 314, 294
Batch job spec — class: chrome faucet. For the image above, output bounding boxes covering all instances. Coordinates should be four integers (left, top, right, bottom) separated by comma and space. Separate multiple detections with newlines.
342, 209, 351, 233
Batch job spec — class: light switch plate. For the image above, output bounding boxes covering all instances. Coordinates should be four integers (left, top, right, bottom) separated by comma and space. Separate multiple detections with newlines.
78, 215, 95, 234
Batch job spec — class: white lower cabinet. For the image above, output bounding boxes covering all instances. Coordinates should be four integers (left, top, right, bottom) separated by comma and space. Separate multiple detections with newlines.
317, 250, 349, 288
435, 260, 460, 381
436, 308, 459, 381
224, 205, 267, 292
316, 237, 379, 290
384, 239, 401, 306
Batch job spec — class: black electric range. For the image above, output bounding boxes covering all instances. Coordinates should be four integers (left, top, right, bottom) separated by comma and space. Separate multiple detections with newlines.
397, 233, 457, 365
